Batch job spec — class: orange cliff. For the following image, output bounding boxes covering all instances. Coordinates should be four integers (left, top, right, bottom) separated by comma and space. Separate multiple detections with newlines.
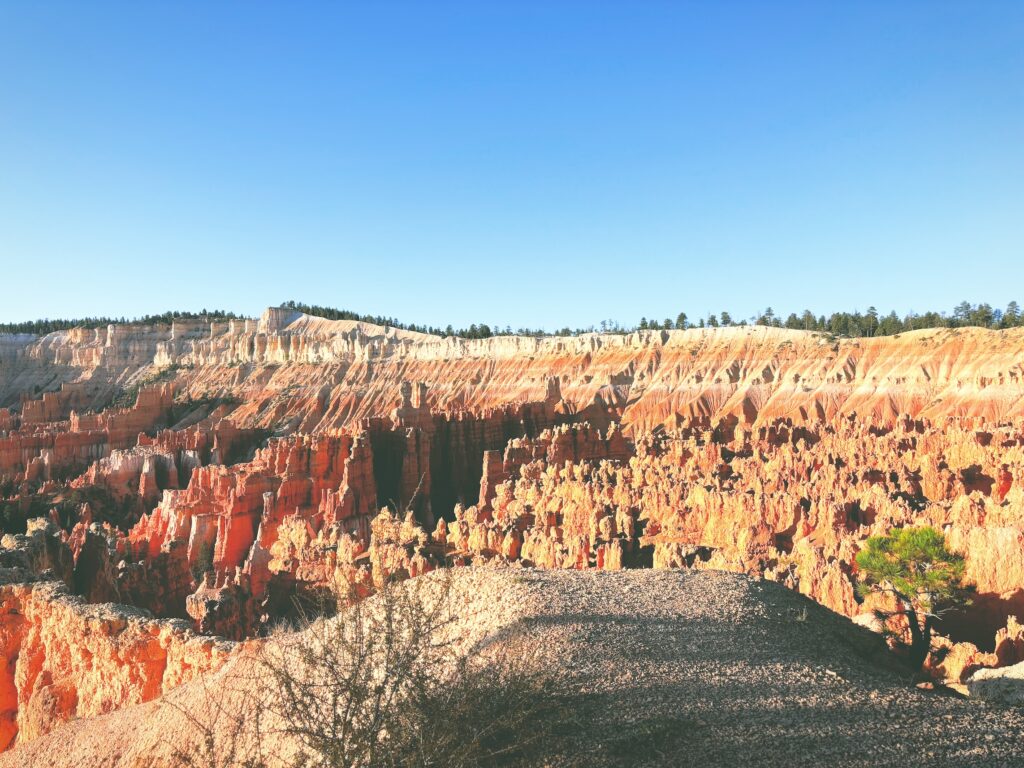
4, 309, 1024, 435
0, 521, 235, 751
172, 319, 1024, 434
160, 320, 1024, 434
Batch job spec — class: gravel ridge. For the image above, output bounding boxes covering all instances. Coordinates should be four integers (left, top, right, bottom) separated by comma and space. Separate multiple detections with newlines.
3, 568, 1024, 767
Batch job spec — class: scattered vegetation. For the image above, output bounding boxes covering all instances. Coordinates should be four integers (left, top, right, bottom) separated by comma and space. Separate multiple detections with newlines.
169, 394, 242, 426
191, 539, 216, 585
288, 299, 1024, 339
0, 483, 125, 535
739, 300, 1024, 337
855, 526, 970, 669
109, 365, 181, 410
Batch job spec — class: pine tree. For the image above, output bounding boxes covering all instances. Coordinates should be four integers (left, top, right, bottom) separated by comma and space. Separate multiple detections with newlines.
1005, 301, 1021, 328
953, 301, 973, 324
855, 527, 969, 669
866, 306, 879, 336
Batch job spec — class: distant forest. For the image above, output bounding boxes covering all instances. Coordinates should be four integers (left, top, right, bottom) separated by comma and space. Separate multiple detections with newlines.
283, 299, 1024, 339
0, 310, 240, 336
1, 300, 1021, 340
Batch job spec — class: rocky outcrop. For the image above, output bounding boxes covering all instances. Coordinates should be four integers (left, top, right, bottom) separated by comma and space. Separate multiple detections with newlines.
968, 660, 1024, 706
186, 570, 254, 640
0, 521, 234, 750
0, 384, 176, 482
8, 570, 1024, 768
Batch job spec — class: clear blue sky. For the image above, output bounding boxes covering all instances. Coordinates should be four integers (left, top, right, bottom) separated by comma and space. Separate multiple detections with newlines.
1, 2, 1021, 330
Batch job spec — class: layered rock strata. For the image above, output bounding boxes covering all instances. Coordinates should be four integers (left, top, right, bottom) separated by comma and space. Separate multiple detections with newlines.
3, 309, 1022, 436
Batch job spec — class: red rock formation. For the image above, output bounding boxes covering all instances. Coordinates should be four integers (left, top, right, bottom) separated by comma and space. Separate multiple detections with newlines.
0, 521, 233, 750
995, 615, 1024, 666
122, 430, 381, 628
0, 385, 176, 482
185, 569, 254, 640
425, 415, 1024, 673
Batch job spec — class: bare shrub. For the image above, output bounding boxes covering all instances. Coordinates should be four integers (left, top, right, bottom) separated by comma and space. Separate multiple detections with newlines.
173, 573, 570, 768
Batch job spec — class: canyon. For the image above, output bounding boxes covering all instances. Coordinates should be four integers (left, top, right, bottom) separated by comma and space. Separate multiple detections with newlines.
2, 307, 1024, 759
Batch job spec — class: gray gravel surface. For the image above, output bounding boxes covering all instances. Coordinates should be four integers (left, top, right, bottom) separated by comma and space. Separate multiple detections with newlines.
454, 569, 1024, 768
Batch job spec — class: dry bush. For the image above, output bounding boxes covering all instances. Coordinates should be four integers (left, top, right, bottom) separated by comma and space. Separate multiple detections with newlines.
173, 573, 571, 768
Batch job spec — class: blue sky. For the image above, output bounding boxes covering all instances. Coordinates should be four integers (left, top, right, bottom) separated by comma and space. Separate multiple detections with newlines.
1, 2, 1021, 329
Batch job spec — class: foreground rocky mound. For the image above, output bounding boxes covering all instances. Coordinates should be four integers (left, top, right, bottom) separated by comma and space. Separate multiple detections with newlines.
3, 569, 1024, 768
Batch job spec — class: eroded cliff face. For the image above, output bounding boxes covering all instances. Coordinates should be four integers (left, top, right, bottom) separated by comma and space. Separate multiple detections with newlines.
160, 322, 1024, 433
3, 309, 1024, 751
0, 521, 234, 751
6, 309, 1024, 434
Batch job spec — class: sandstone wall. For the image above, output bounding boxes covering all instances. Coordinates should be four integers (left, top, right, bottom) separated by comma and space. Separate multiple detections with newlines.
5, 310, 1023, 437
0, 523, 234, 751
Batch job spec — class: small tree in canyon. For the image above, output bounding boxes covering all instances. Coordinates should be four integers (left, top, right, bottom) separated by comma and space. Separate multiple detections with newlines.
855, 526, 969, 669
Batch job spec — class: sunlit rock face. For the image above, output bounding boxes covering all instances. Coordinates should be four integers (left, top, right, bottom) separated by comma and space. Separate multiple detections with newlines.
0, 521, 234, 751
2, 309, 1024, 750
7, 310, 1024, 434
